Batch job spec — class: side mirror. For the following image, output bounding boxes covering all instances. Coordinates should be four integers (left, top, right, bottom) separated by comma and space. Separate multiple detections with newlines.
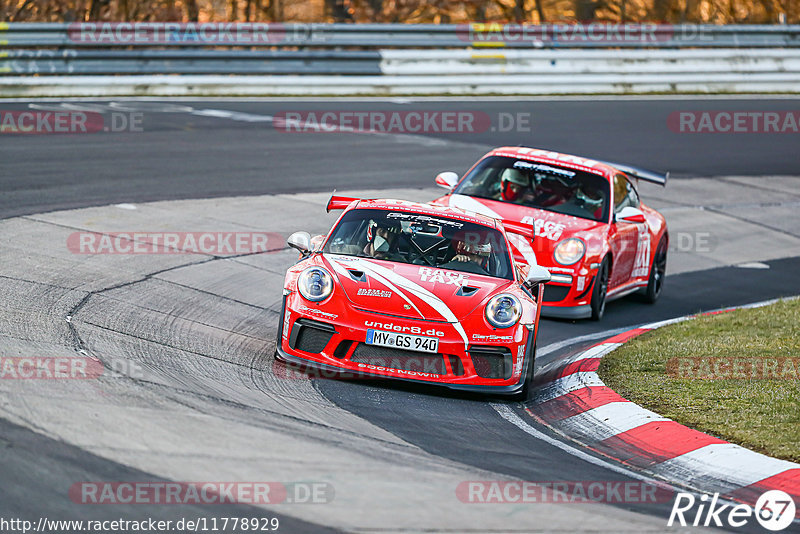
616, 206, 646, 224
525, 265, 551, 287
287, 231, 312, 254
434, 171, 459, 191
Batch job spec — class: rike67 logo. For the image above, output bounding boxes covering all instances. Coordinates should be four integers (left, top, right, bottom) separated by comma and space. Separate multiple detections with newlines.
668, 490, 796, 531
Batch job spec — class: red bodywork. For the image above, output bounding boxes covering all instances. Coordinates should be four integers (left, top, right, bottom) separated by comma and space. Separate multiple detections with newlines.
276, 199, 542, 395
430, 147, 669, 319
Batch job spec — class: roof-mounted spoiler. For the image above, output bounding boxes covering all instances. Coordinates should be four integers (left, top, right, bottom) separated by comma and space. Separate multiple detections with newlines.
326, 195, 361, 212
599, 160, 669, 187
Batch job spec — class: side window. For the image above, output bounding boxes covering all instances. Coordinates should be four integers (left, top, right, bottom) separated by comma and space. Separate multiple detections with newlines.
613, 174, 640, 213
458, 166, 496, 197
613, 174, 628, 212
627, 180, 641, 208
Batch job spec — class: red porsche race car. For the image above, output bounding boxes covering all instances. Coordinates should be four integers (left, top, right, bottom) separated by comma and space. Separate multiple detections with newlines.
275, 198, 552, 396
430, 146, 669, 320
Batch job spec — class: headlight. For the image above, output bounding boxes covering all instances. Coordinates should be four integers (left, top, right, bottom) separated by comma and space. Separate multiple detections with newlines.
297, 267, 334, 302
554, 238, 585, 266
485, 294, 522, 329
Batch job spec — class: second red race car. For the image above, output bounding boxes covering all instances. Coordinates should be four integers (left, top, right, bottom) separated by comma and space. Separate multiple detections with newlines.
430, 146, 669, 320
275, 198, 552, 397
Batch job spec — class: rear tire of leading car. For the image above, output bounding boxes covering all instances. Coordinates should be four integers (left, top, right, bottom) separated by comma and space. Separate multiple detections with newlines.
590, 257, 610, 321
641, 237, 667, 304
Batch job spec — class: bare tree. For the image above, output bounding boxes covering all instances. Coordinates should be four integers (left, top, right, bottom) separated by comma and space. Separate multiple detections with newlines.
185, 0, 199, 20
4, 0, 800, 24
574, 0, 599, 19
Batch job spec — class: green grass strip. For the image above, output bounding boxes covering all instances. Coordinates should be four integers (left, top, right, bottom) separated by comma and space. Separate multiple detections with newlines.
598, 298, 800, 462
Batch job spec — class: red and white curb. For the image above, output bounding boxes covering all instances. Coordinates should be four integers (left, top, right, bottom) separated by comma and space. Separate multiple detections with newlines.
526, 298, 800, 514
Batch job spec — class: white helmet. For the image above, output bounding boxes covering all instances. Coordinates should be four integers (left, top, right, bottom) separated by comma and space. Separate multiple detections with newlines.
500, 168, 529, 201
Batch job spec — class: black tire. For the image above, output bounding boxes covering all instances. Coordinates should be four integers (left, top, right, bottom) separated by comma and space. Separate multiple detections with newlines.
274, 297, 287, 360
642, 237, 667, 304
511, 333, 537, 402
274, 326, 283, 361
590, 257, 610, 321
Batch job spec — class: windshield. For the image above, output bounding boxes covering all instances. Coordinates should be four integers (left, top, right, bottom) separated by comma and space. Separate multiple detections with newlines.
454, 155, 610, 222
323, 208, 514, 279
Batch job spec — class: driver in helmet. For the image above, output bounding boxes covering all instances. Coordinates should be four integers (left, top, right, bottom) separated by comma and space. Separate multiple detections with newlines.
575, 182, 605, 218
497, 168, 532, 204
363, 219, 400, 260
443, 234, 492, 275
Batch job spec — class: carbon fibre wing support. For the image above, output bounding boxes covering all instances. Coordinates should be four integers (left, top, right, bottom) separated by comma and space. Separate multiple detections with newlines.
598, 160, 669, 186
326, 195, 361, 212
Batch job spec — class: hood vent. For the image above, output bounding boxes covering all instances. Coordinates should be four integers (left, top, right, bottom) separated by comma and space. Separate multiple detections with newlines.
456, 286, 480, 296
347, 270, 366, 282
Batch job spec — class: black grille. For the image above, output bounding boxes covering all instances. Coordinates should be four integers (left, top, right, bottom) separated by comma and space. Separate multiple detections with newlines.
295, 328, 333, 353
351, 344, 446, 375
469, 346, 513, 379
333, 340, 354, 359
542, 284, 571, 303
290, 319, 335, 354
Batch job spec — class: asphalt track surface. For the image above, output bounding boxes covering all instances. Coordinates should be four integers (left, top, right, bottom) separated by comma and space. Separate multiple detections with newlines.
2, 97, 800, 219
1, 97, 800, 533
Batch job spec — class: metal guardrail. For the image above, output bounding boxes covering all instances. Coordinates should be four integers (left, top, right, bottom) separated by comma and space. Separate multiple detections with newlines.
1, 22, 799, 94
382, 48, 800, 75
5, 70, 799, 96
1, 49, 382, 75
2, 22, 800, 49
18, 48, 797, 76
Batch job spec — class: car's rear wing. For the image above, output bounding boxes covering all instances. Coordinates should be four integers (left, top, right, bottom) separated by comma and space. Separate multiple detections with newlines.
599, 160, 669, 187
326, 195, 361, 212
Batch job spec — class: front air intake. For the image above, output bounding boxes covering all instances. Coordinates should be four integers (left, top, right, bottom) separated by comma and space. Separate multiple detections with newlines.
469, 345, 513, 379
290, 319, 335, 354
542, 285, 571, 303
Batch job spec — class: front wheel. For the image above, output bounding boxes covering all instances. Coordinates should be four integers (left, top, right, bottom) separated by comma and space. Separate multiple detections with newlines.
274, 297, 288, 360
512, 334, 537, 401
590, 257, 610, 321
641, 237, 667, 304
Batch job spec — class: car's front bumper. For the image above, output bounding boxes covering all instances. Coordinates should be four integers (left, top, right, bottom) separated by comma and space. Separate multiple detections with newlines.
274, 294, 535, 395
533, 258, 600, 320
274, 345, 532, 395
540, 304, 592, 320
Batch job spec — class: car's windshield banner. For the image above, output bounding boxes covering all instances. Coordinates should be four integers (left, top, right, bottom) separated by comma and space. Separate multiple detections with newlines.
513, 160, 577, 178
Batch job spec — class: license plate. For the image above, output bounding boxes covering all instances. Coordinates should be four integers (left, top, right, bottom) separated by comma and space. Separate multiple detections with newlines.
365, 329, 439, 353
